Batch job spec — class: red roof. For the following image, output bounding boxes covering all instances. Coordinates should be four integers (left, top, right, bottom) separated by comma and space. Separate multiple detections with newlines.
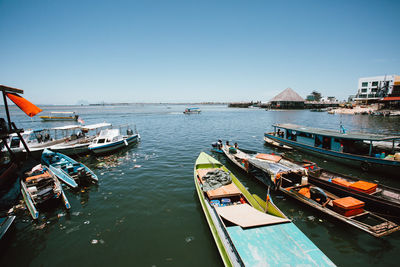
382, 96, 400, 101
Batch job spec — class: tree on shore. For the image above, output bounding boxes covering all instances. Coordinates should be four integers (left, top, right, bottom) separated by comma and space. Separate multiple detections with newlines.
311, 91, 322, 102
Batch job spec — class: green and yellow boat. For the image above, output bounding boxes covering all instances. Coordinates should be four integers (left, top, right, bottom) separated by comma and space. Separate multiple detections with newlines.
194, 152, 335, 266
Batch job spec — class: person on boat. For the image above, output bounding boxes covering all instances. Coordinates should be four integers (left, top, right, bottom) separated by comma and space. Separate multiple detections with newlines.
234, 142, 238, 149
226, 141, 230, 147
217, 140, 222, 150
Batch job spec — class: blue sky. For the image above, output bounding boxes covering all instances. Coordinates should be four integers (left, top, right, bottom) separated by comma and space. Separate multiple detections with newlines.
0, 0, 399, 104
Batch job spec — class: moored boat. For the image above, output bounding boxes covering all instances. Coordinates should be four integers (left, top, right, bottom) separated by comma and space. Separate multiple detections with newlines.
41, 149, 97, 188
263, 136, 292, 150
88, 125, 139, 155
264, 123, 400, 176
306, 168, 400, 222
39, 111, 79, 121
3, 129, 67, 157
0, 215, 15, 240
21, 164, 70, 219
49, 123, 112, 156
194, 152, 335, 266
221, 146, 400, 237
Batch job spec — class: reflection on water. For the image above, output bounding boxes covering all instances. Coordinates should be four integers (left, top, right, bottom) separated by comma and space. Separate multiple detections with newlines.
1, 105, 400, 266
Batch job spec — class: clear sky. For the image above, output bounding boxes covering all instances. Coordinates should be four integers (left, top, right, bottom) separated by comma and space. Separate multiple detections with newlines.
0, 0, 399, 104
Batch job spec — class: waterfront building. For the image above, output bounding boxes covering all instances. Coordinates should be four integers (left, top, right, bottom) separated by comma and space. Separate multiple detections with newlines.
354, 75, 400, 103
269, 88, 305, 109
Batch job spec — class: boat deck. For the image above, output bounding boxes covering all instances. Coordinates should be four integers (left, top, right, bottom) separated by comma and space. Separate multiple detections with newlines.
226, 223, 335, 266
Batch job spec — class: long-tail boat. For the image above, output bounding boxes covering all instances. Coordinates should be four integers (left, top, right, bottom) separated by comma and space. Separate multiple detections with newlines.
264, 123, 400, 176
194, 152, 335, 266
221, 147, 400, 237
41, 149, 97, 188
21, 164, 70, 219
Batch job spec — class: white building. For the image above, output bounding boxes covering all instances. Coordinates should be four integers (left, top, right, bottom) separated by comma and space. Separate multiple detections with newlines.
354, 75, 400, 102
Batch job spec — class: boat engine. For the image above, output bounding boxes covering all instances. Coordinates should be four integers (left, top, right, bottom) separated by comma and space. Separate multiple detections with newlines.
310, 187, 327, 204
77, 167, 86, 178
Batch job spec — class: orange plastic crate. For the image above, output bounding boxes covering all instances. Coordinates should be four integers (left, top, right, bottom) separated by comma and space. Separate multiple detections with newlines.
332, 178, 353, 187
349, 181, 377, 194
333, 196, 365, 210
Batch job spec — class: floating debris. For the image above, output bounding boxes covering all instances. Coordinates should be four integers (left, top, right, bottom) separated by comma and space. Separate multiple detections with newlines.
91, 239, 98, 244
134, 165, 142, 168
66, 225, 80, 234
185, 236, 194, 243
35, 223, 46, 230
58, 213, 66, 218
72, 211, 81, 216
84, 220, 90, 225
307, 216, 315, 221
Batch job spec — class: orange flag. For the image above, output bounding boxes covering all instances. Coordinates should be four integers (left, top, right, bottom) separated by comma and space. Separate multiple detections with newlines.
6, 93, 42, 117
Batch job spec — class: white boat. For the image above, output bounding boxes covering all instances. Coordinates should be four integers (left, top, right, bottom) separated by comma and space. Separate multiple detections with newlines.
183, 107, 201, 114
88, 125, 140, 154
49, 123, 112, 156
3, 129, 67, 156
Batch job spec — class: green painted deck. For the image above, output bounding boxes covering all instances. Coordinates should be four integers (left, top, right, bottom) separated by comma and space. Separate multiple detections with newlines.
226, 223, 335, 266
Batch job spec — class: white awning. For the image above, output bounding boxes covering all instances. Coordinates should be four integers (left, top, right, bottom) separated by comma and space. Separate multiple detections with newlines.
82, 122, 112, 130
215, 204, 290, 228
52, 125, 81, 130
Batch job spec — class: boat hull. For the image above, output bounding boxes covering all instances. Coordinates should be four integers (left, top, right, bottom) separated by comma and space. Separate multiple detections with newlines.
307, 173, 400, 222
49, 143, 90, 156
0, 216, 16, 240
89, 134, 139, 155
265, 133, 400, 176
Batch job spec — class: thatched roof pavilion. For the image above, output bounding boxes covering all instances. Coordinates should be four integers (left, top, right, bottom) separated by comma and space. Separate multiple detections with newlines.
269, 88, 305, 109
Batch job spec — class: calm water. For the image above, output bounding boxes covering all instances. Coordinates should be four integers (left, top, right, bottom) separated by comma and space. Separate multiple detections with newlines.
1, 105, 400, 267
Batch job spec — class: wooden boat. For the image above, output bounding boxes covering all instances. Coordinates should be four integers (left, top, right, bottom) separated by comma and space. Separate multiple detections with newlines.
263, 136, 292, 150
88, 125, 139, 155
226, 148, 400, 237
222, 144, 304, 187
306, 168, 400, 222
264, 123, 400, 176
39, 111, 79, 121
276, 175, 400, 237
0, 215, 15, 240
0, 162, 18, 189
194, 152, 335, 266
41, 149, 97, 188
210, 142, 223, 154
183, 107, 201, 114
21, 164, 70, 219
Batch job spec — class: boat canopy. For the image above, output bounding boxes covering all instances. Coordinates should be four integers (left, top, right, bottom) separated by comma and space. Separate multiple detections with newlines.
82, 122, 111, 130
273, 123, 400, 141
52, 125, 81, 131
215, 204, 289, 228
98, 128, 119, 138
